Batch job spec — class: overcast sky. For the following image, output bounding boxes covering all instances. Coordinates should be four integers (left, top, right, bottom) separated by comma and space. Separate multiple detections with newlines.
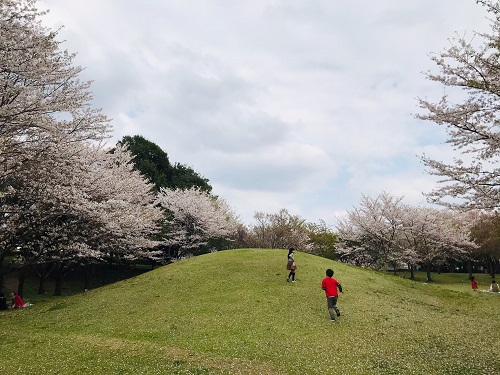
40, 0, 492, 226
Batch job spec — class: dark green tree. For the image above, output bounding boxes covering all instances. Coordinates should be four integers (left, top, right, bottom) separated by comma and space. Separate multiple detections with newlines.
170, 163, 212, 192
307, 220, 338, 260
117, 135, 212, 192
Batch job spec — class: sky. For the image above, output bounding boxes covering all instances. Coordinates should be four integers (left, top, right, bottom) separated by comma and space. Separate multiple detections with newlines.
40, 0, 493, 226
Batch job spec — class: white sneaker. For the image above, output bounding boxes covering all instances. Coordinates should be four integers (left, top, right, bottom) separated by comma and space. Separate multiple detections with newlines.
292, 280, 297, 282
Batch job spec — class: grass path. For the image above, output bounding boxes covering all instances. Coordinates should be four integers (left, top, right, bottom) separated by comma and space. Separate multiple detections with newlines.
1, 249, 499, 374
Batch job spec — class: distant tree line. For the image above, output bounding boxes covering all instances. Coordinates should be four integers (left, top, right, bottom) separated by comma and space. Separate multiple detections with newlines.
234, 209, 338, 260
335, 192, 500, 281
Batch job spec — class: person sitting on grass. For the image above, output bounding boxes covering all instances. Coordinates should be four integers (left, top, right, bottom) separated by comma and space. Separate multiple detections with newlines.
489, 280, 500, 293
10, 292, 25, 309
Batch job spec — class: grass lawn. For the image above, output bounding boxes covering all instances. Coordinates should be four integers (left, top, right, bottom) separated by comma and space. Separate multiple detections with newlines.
1, 249, 499, 374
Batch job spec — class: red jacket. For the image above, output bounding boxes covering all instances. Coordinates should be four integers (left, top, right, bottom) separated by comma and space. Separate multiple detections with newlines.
12, 294, 24, 308
322, 277, 342, 297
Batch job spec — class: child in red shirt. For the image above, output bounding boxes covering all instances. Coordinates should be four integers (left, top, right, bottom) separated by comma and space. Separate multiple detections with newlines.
321, 269, 343, 321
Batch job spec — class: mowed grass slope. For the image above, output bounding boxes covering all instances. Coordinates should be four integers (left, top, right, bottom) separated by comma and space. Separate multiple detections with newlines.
1, 249, 499, 374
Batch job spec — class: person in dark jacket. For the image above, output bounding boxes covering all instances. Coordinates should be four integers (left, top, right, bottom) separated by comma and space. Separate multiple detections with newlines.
0, 293, 7, 310
286, 248, 297, 282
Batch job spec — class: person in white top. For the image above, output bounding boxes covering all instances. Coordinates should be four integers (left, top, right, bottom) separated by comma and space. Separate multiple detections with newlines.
489, 279, 500, 293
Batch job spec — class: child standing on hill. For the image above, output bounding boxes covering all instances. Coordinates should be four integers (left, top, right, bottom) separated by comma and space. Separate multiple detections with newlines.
286, 248, 297, 282
321, 269, 342, 321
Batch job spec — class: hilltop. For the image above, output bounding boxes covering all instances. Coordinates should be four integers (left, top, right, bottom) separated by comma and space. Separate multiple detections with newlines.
1, 249, 499, 374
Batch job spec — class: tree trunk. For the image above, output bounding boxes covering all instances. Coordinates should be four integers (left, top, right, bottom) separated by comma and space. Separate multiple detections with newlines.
0, 253, 7, 291
409, 264, 415, 280
426, 268, 432, 282
17, 270, 26, 298
38, 275, 46, 295
101, 261, 110, 285
487, 256, 496, 279
449, 259, 456, 272
53, 264, 67, 296
37, 263, 54, 294
83, 263, 94, 291
467, 259, 473, 280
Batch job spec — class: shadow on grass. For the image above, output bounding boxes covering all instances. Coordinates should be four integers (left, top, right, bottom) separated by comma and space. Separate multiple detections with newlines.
1, 262, 153, 303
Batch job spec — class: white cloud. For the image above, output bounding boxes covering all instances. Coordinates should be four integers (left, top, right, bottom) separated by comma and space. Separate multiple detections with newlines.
40, 0, 493, 224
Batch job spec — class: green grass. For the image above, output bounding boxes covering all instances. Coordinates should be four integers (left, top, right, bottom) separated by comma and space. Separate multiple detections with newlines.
395, 270, 494, 293
1, 249, 499, 374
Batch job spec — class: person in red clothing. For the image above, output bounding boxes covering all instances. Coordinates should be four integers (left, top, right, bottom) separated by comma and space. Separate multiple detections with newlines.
470, 276, 478, 291
10, 292, 25, 309
321, 269, 343, 321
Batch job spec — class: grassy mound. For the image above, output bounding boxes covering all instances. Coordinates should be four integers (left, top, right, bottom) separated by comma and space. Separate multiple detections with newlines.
1, 249, 499, 374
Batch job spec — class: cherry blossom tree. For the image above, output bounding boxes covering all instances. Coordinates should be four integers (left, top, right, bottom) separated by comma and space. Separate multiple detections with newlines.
336, 192, 477, 280
157, 187, 239, 257
470, 211, 500, 278
49, 144, 162, 294
247, 209, 313, 252
0, 1, 172, 295
0, 0, 171, 294
0, 0, 110, 184
400, 206, 476, 281
416, 1, 500, 211
336, 193, 407, 270
236, 210, 336, 257
1, 142, 163, 295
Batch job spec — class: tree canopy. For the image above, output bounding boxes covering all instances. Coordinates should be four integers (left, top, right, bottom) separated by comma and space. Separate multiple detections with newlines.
336, 192, 476, 281
117, 135, 212, 192
417, 0, 500, 211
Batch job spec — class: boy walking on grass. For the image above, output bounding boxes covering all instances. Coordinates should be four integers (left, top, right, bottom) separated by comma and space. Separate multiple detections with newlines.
322, 269, 342, 321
